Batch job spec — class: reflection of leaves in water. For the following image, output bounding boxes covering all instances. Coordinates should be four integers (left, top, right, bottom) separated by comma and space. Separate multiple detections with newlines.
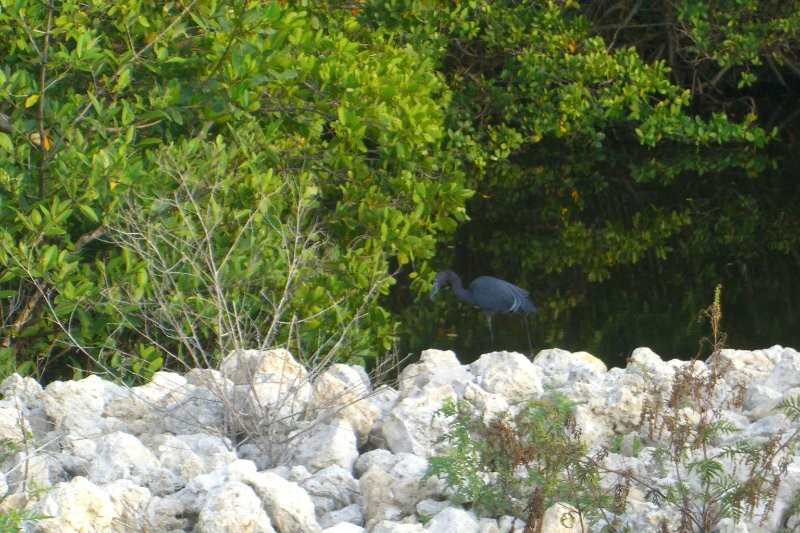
390, 142, 800, 367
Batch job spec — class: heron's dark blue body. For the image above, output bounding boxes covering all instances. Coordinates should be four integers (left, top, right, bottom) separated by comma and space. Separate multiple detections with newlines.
430, 269, 537, 344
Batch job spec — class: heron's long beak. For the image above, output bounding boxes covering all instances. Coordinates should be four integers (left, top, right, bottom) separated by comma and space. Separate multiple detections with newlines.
429, 284, 440, 300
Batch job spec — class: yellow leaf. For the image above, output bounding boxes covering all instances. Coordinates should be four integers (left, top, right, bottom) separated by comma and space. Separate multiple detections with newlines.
24, 94, 40, 108
29, 130, 51, 150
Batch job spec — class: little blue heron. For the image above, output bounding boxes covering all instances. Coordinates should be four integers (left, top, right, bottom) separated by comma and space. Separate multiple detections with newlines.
429, 269, 537, 346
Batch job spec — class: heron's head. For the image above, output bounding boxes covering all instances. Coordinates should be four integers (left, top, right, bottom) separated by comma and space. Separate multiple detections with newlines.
429, 271, 448, 300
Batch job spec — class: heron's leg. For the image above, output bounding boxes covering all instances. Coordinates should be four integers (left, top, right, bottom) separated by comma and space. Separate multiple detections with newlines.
522, 314, 533, 356
485, 312, 495, 346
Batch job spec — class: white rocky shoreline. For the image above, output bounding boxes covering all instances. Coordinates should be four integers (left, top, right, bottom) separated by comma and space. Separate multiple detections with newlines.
0, 346, 798, 532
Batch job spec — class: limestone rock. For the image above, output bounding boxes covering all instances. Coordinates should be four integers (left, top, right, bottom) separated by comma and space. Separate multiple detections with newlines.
0, 374, 48, 443
415, 499, 448, 518
288, 419, 358, 472
380, 384, 455, 456
306, 364, 380, 446
0, 405, 33, 443
0, 373, 43, 408
301, 464, 358, 516
246, 470, 321, 533
196, 480, 274, 532
322, 522, 366, 533
42, 375, 125, 437
218, 350, 312, 440
425, 507, 480, 532
366, 386, 401, 449
105, 479, 152, 532
765, 346, 800, 392
626, 347, 675, 387
540, 503, 586, 532
152, 433, 225, 483
462, 381, 511, 423
320, 503, 364, 529
104, 371, 230, 436
358, 451, 439, 529
86, 431, 161, 486
398, 349, 473, 397
221, 348, 307, 384
534, 348, 607, 389
469, 351, 543, 402
27, 476, 116, 533
371, 521, 425, 533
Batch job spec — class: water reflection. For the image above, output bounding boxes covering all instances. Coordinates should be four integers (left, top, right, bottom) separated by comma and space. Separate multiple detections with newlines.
390, 142, 800, 369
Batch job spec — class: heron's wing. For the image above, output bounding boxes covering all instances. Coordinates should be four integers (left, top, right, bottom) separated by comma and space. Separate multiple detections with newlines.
469, 276, 535, 314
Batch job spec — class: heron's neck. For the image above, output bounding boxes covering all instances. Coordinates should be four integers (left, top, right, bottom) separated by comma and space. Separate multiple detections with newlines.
441, 270, 461, 290
444, 270, 476, 306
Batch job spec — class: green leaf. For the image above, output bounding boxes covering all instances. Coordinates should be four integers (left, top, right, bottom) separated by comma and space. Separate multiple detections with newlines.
114, 68, 131, 93
87, 92, 103, 115
40, 245, 57, 269
0, 132, 13, 153
79, 204, 99, 223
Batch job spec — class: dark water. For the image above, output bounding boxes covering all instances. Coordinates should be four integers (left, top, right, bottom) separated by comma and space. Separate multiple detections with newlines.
390, 143, 800, 370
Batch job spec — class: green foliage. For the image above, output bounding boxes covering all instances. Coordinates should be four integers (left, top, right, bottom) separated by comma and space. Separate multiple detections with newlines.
0, 0, 467, 378
584, 1, 800, 97
367, 2, 787, 341
0, 508, 49, 533
1, 0, 797, 380
364, 1, 770, 158
675, 1, 800, 88
780, 491, 800, 533
423, 393, 618, 528
423, 399, 501, 514
780, 396, 800, 423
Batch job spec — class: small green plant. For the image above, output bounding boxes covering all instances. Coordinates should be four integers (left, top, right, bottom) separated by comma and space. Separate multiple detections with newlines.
422, 399, 499, 514
777, 488, 800, 532
609, 433, 642, 458
637, 285, 800, 531
417, 513, 432, 524
0, 434, 49, 531
423, 393, 628, 532
0, 508, 50, 533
